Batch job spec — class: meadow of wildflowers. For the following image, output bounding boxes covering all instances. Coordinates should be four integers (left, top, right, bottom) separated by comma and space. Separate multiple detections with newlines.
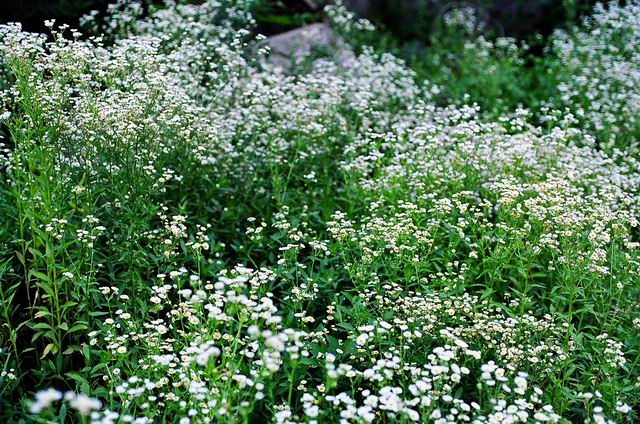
0, 0, 639, 423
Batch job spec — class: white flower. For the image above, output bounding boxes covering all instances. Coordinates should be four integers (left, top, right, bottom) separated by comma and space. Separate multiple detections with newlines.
305, 405, 319, 417
31, 388, 62, 414
356, 334, 368, 346
67, 393, 101, 416
616, 403, 631, 413
405, 409, 420, 421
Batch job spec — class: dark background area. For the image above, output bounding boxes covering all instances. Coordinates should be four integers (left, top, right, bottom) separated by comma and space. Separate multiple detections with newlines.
358, 0, 601, 39
0, 0, 113, 33
0, 0, 600, 39
0, 0, 322, 35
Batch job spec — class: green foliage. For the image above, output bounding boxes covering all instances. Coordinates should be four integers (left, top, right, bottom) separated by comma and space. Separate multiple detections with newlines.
0, 1, 639, 423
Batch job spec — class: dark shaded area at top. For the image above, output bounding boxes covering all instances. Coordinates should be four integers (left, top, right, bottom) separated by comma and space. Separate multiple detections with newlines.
0, 0, 601, 40
0, 0, 319, 35
359, 0, 601, 40
0, 0, 116, 33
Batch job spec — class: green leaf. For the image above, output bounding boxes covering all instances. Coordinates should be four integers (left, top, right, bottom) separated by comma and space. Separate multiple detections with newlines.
90, 362, 108, 375
68, 323, 88, 333
336, 322, 354, 331
27, 247, 45, 261
15, 250, 25, 266
83, 344, 91, 360
58, 403, 67, 422
34, 310, 52, 319
29, 270, 50, 282
41, 343, 55, 359
29, 322, 54, 331
65, 371, 90, 388
327, 335, 339, 352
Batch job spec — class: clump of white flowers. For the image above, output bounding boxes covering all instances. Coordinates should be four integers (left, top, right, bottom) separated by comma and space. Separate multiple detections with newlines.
31, 389, 102, 417
2, 0, 639, 422
552, 0, 640, 150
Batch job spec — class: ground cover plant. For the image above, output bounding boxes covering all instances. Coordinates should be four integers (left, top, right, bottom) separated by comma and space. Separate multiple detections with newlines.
0, 0, 639, 423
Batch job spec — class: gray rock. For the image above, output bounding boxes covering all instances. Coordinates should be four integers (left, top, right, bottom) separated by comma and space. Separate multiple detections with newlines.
262, 22, 354, 73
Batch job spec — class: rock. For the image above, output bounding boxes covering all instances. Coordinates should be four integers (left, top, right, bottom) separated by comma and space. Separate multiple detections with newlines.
262, 22, 353, 73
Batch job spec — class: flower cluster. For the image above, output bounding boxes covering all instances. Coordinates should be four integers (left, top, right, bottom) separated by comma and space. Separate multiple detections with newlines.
551, 1, 640, 150
2, 0, 639, 423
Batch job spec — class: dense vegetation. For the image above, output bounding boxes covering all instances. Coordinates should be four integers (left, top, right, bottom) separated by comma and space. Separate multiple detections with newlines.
0, 1, 639, 422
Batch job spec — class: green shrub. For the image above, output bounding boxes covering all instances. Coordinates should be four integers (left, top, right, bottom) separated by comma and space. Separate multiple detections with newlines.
0, 1, 639, 423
